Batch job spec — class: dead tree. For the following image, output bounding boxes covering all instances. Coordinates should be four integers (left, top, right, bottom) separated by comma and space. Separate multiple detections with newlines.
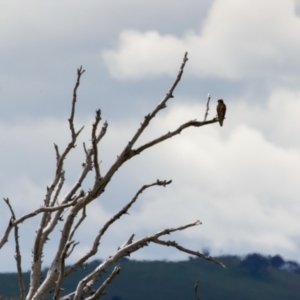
0, 52, 225, 300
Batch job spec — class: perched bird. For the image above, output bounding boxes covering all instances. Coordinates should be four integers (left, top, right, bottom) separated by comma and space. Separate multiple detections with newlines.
216, 99, 226, 127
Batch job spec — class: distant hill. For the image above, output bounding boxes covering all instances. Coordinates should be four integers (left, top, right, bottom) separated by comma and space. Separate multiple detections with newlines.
0, 253, 299, 300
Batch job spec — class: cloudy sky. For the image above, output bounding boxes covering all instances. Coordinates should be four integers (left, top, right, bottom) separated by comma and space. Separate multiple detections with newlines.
1, 0, 300, 272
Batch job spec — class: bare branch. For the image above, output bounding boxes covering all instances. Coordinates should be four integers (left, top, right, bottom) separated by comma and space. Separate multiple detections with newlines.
56, 125, 84, 178
69, 66, 85, 139
203, 93, 211, 122
92, 109, 102, 180
54, 144, 60, 162
97, 120, 108, 144
28, 77, 88, 299
50, 171, 65, 206
27, 160, 73, 294
91, 52, 188, 199
65, 180, 171, 276
68, 199, 87, 248
58, 122, 108, 208
53, 240, 76, 300
0, 218, 13, 249
0, 54, 225, 300
14, 223, 26, 300
55, 66, 85, 178
66, 241, 79, 258
60, 161, 91, 206
153, 238, 225, 268
83, 142, 88, 155
118, 234, 135, 251
130, 118, 218, 158
3, 199, 26, 300
86, 266, 121, 300
3, 197, 14, 216
0, 200, 15, 248
72, 221, 201, 300
15, 172, 85, 300
126, 52, 188, 149
2, 195, 80, 230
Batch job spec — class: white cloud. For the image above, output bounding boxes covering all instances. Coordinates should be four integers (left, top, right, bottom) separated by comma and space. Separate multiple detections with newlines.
102, 0, 300, 82
102, 30, 186, 79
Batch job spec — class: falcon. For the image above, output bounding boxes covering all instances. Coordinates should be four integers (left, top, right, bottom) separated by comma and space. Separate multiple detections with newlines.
216, 99, 226, 127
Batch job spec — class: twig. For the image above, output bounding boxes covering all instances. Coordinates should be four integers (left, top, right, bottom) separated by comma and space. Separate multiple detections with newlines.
92, 109, 102, 180
203, 93, 211, 122
118, 234, 135, 251
66, 241, 79, 258
0, 191, 85, 250
153, 238, 226, 268
50, 171, 65, 206
96, 121, 108, 144
65, 180, 172, 276
194, 280, 200, 300
3, 199, 26, 300
86, 266, 121, 300
130, 118, 218, 158
69, 66, 85, 140
68, 200, 87, 248
54, 144, 60, 162
56, 66, 85, 177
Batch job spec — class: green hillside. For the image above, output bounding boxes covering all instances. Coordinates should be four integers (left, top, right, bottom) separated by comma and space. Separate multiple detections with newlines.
0, 254, 299, 299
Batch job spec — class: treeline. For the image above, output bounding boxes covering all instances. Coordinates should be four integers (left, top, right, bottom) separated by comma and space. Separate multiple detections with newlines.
240, 253, 300, 277
0, 253, 299, 300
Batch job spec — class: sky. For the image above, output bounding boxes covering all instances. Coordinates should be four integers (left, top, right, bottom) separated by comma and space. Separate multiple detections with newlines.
0, 0, 300, 272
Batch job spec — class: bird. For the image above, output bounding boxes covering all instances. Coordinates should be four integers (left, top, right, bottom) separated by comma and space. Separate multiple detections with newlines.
216, 99, 226, 127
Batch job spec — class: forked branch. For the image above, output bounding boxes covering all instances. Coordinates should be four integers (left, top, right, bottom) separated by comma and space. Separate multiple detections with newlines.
72, 220, 202, 300
65, 179, 172, 277
127, 52, 189, 149
86, 266, 121, 300
0, 53, 226, 300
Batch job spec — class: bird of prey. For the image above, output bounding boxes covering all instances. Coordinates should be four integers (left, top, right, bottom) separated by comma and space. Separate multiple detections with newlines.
216, 99, 226, 127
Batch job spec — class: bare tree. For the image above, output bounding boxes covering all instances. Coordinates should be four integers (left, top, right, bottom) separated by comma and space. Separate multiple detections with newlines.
0, 52, 225, 300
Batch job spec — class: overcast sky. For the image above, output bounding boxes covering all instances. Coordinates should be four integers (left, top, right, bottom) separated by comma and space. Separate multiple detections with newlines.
1, 0, 300, 272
